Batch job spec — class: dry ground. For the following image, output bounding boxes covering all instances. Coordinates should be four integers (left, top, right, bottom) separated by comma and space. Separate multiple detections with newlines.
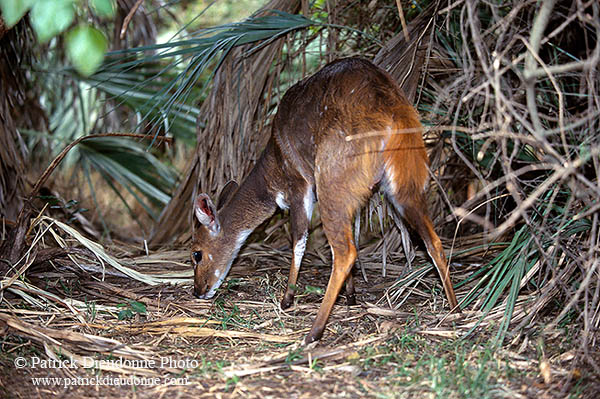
0, 239, 598, 398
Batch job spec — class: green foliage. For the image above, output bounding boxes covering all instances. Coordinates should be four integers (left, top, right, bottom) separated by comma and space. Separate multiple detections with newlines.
358, 337, 507, 398
117, 300, 147, 320
78, 137, 177, 219
191, 357, 230, 377
83, 68, 201, 145
169, 0, 264, 28
285, 347, 303, 364
212, 301, 258, 330
224, 375, 239, 392
309, 358, 324, 372
303, 285, 324, 295
0, 0, 111, 76
443, 125, 593, 343
66, 25, 108, 77
0, 0, 34, 27
29, 65, 178, 226
90, 0, 115, 18
30, 0, 74, 43
85, 298, 97, 322
98, 11, 316, 136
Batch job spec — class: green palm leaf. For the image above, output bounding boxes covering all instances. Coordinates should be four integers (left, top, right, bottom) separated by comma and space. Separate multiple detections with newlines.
90, 10, 316, 137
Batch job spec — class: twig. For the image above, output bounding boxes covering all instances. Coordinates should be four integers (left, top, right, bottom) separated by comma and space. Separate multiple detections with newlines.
395, 0, 410, 43
523, 0, 558, 136
120, 0, 145, 40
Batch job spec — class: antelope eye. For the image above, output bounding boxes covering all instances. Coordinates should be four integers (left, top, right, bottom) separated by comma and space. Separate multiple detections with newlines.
193, 251, 203, 263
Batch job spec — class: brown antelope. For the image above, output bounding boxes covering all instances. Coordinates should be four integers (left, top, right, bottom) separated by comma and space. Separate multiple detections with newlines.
192, 58, 458, 344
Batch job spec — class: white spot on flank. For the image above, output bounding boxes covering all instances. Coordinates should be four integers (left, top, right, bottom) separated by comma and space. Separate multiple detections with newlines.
276, 192, 289, 210
293, 232, 308, 270
385, 165, 397, 193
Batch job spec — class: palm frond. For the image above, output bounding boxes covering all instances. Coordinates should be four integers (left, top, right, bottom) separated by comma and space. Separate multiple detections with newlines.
78, 137, 177, 218
91, 10, 316, 137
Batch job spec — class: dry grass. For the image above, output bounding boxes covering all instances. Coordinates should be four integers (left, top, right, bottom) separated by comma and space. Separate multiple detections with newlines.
1, 215, 598, 398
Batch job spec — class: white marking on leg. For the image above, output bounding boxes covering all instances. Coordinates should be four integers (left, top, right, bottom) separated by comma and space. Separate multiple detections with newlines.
293, 232, 308, 270
276, 192, 289, 210
303, 187, 314, 220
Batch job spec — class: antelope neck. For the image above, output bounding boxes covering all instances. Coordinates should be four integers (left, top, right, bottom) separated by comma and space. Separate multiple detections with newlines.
218, 154, 277, 240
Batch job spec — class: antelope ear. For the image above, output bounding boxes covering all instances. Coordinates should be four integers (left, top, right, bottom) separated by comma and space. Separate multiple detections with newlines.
217, 180, 239, 210
194, 194, 220, 234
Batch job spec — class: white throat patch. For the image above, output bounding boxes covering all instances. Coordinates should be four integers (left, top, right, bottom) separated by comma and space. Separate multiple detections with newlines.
202, 229, 253, 298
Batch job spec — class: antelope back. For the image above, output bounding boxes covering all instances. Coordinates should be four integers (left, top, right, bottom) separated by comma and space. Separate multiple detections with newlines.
271, 57, 428, 201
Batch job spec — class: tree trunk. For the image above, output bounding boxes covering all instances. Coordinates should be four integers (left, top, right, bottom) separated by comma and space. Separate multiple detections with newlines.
0, 19, 29, 223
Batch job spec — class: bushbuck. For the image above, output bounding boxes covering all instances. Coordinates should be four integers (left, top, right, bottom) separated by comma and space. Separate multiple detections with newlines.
191, 58, 458, 344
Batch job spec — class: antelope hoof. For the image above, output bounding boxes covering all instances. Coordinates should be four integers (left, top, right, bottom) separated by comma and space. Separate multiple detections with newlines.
304, 334, 319, 346
304, 327, 324, 345
281, 293, 294, 310
346, 294, 356, 306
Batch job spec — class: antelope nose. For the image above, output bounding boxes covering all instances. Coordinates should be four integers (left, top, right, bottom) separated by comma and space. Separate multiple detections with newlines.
193, 288, 202, 299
